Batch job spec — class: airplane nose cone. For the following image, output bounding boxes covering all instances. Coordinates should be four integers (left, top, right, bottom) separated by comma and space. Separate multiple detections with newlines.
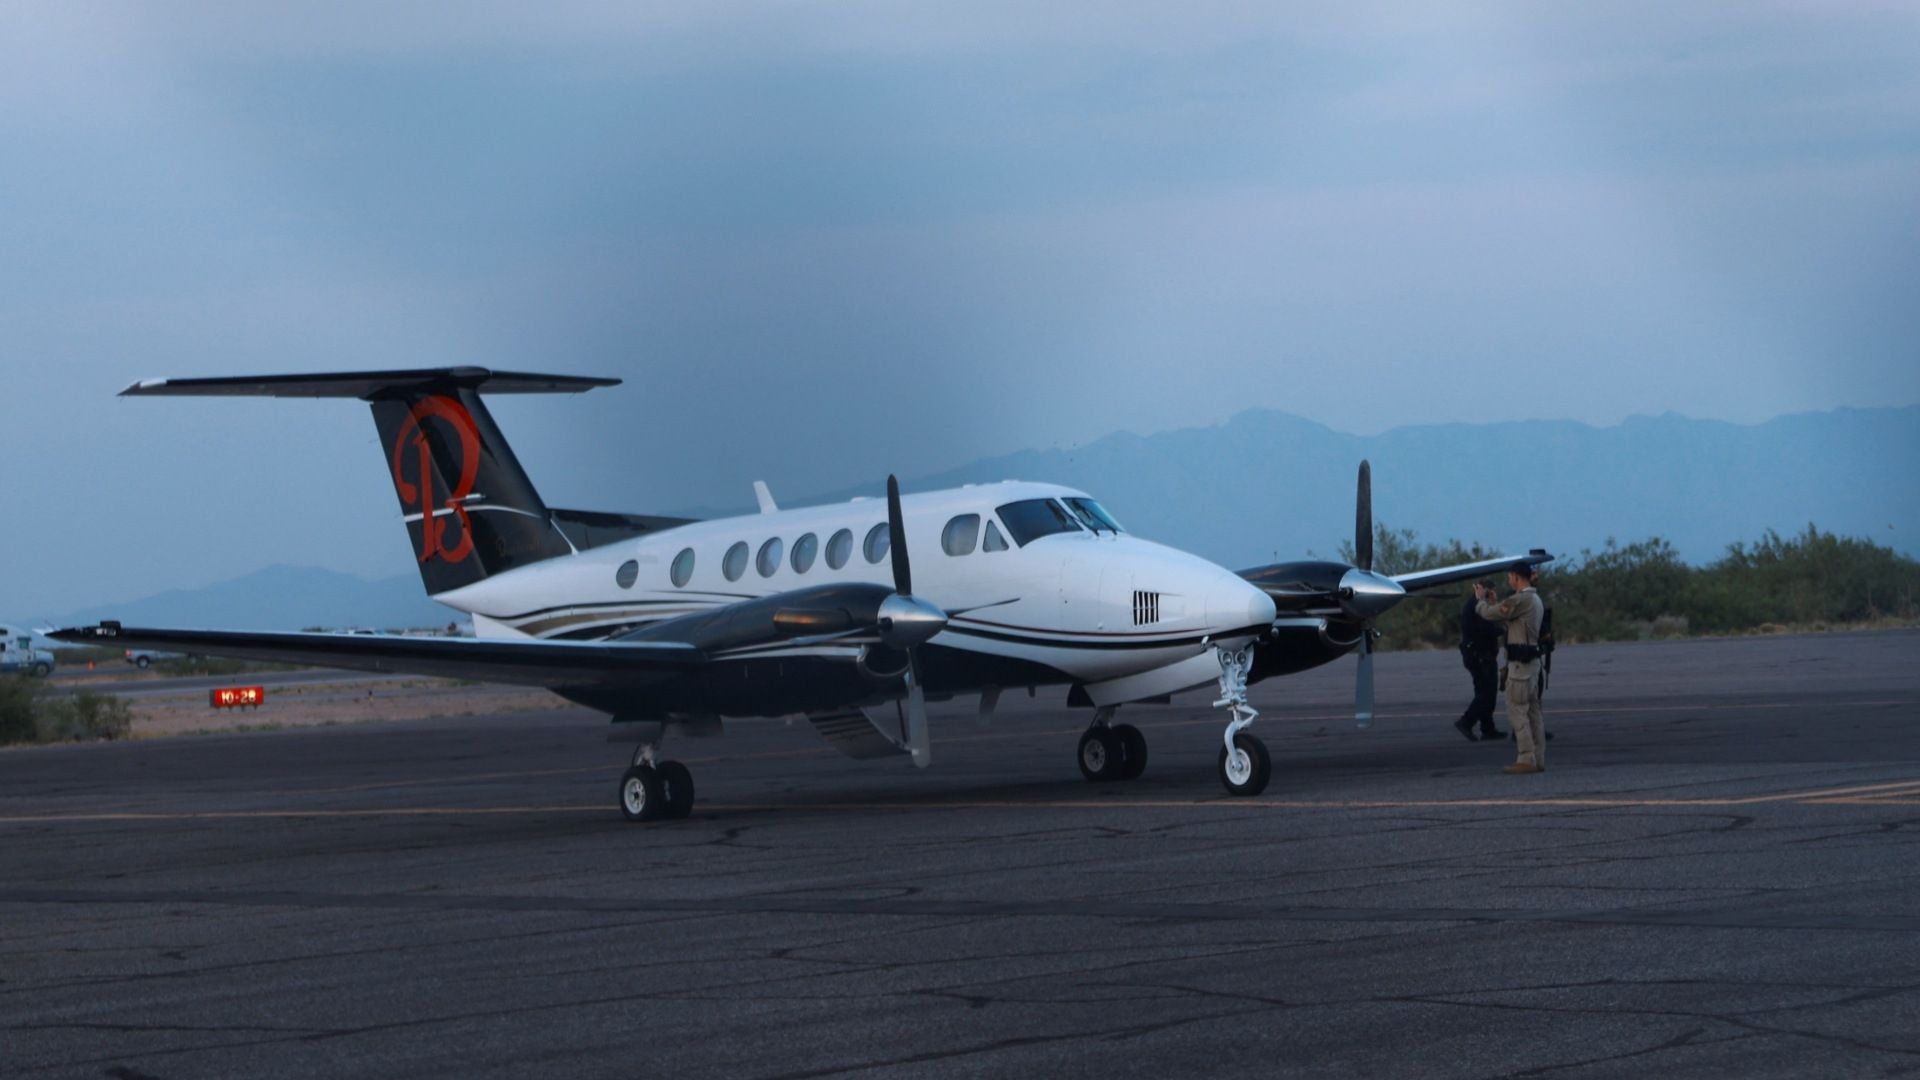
1208, 577, 1276, 632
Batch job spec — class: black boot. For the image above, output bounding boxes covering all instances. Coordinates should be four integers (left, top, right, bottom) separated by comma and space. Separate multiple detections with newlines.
1452, 716, 1478, 741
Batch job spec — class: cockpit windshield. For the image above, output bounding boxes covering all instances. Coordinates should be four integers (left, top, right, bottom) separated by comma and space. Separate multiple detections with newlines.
1063, 497, 1124, 535
995, 499, 1084, 546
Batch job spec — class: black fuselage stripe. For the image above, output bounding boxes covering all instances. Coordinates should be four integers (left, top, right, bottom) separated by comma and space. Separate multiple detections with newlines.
942, 624, 1268, 652
480, 594, 749, 621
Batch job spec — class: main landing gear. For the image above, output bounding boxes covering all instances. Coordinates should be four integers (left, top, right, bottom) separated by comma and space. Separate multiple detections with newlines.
1077, 706, 1149, 782
618, 741, 696, 823
1214, 645, 1270, 797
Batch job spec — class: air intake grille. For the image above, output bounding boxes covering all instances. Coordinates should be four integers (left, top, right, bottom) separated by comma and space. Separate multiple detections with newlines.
1133, 591, 1161, 626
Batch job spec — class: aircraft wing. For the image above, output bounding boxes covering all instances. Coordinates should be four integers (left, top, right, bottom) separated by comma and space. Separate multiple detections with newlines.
1390, 550, 1554, 594
49, 623, 702, 689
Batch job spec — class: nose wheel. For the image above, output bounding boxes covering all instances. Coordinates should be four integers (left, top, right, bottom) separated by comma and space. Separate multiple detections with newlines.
618, 743, 696, 822
1218, 732, 1271, 796
1213, 644, 1271, 796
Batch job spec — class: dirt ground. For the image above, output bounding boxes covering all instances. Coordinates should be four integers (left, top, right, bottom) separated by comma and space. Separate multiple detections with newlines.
125, 678, 574, 738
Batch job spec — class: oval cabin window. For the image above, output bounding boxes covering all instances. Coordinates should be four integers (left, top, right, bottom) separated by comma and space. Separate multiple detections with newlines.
791, 533, 818, 574
670, 548, 695, 587
826, 528, 854, 569
757, 537, 784, 578
863, 523, 891, 564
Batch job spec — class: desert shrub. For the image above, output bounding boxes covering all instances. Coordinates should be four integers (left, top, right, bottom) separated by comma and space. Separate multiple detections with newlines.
0, 676, 38, 745
0, 682, 133, 745
35, 690, 133, 743
1649, 614, 1690, 639
1343, 522, 1919, 649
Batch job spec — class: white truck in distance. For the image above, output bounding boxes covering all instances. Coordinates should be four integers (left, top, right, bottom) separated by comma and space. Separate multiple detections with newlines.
0, 627, 56, 677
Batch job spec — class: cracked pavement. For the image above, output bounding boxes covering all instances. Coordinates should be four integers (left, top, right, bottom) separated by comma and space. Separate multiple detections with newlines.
1, 630, 1916, 1078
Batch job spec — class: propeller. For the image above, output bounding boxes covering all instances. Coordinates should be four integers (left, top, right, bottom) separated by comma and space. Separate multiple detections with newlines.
1342, 460, 1399, 728
877, 474, 946, 767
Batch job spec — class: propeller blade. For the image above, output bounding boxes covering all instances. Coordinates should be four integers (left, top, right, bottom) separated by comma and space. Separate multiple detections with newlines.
1354, 631, 1375, 729
1355, 459, 1373, 573
901, 657, 932, 768
886, 474, 912, 597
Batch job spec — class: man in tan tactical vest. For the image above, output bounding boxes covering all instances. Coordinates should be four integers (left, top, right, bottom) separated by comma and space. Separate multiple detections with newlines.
1475, 565, 1547, 774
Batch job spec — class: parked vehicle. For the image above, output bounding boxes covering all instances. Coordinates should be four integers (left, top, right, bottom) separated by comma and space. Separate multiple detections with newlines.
0, 626, 56, 677
124, 649, 181, 670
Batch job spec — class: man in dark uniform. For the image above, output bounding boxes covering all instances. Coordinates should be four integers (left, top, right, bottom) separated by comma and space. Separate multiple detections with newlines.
1453, 578, 1505, 741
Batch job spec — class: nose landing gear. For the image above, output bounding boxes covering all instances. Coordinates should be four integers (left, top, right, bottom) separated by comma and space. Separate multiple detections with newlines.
618, 740, 696, 822
1214, 644, 1269, 796
1077, 706, 1149, 782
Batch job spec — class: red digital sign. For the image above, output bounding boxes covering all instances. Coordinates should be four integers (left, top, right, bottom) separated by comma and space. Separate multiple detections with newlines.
210, 685, 266, 709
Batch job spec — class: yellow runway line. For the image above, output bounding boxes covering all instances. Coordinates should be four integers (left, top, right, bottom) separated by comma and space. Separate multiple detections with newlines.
264, 697, 1919, 798
7, 778, 1917, 824
0, 806, 607, 823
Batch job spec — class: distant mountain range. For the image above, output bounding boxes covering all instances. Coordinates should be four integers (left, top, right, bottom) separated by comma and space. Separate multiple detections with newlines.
17, 405, 1915, 633
36, 565, 457, 636
715, 405, 1920, 570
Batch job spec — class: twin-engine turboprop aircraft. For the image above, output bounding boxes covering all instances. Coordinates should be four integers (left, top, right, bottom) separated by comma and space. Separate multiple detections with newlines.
56, 368, 1551, 820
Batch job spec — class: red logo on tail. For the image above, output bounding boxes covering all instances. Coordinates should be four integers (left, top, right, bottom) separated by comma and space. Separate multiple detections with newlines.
390, 395, 481, 565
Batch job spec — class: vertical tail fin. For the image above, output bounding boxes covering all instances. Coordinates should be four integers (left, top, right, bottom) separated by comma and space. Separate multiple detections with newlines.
121, 367, 617, 595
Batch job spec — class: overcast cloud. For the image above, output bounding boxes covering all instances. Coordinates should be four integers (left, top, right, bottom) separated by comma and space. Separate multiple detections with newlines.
2, 2, 1916, 615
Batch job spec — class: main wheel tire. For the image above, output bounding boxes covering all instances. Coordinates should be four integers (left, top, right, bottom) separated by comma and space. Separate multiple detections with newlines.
657, 760, 695, 820
1217, 732, 1272, 797
618, 764, 664, 822
1077, 727, 1123, 782
1112, 723, 1148, 780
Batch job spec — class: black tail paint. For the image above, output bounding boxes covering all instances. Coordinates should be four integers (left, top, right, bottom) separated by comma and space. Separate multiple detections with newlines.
369, 386, 575, 594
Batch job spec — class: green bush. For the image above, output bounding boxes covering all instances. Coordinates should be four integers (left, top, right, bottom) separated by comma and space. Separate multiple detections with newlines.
35, 690, 133, 743
1354, 522, 1919, 650
0, 680, 134, 746
0, 676, 38, 745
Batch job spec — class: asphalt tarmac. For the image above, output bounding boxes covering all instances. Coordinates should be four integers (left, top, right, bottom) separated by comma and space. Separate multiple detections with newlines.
3, 630, 1917, 1079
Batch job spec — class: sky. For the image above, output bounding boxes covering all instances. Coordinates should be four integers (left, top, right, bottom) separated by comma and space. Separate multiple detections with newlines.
3, 1, 1917, 616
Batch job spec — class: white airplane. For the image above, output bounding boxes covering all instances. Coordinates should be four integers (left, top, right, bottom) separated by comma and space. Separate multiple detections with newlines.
56, 368, 1550, 821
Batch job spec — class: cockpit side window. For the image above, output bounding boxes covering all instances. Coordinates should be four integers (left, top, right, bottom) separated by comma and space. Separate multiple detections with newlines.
995, 498, 1084, 546
982, 520, 1009, 552
941, 514, 980, 556
1063, 497, 1124, 534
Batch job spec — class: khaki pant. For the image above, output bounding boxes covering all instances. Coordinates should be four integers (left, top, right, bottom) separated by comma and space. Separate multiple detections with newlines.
1506, 667, 1545, 767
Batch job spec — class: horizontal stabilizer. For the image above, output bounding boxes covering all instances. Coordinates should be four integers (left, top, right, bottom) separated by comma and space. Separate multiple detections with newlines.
121, 367, 618, 400
51, 623, 700, 689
